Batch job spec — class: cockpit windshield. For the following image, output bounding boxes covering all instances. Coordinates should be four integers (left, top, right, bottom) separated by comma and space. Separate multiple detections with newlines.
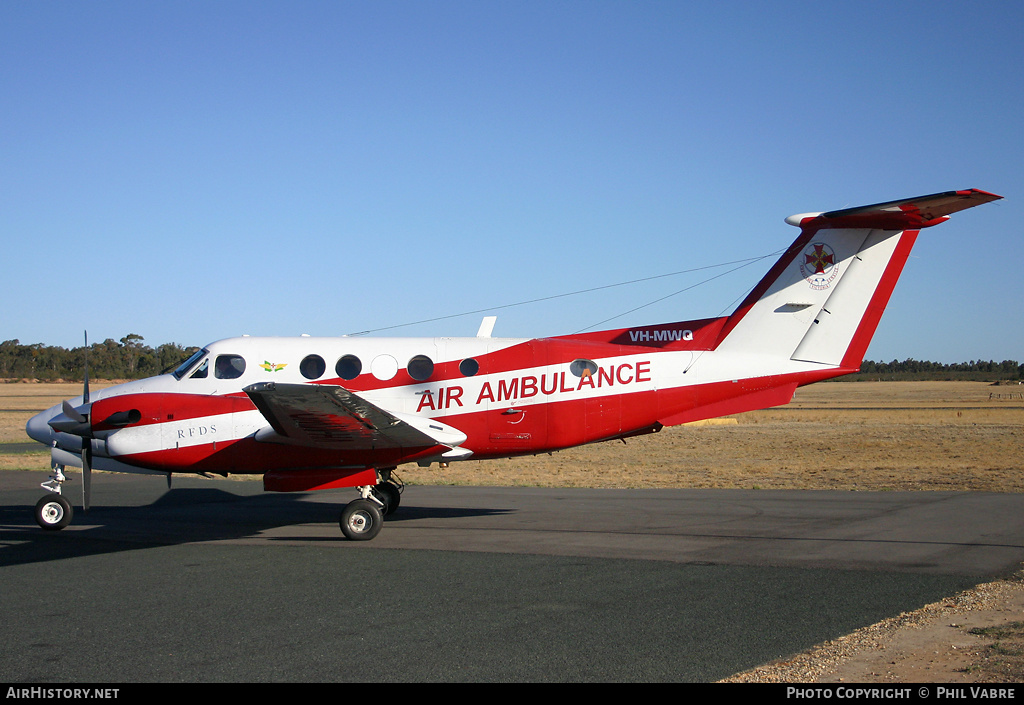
171, 348, 209, 380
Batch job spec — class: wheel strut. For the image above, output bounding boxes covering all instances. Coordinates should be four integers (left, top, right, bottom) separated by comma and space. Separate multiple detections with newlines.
36, 460, 74, 530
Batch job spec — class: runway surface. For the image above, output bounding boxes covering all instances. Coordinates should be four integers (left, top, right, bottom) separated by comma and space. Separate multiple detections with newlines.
2, 470, 1023, 682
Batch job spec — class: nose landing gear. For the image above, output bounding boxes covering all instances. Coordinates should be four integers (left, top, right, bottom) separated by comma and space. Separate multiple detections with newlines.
36, 493, 73, 531
35, 466, 73, 531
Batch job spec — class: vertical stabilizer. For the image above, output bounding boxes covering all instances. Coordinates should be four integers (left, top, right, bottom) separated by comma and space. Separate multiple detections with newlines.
714, 189, 1001, 371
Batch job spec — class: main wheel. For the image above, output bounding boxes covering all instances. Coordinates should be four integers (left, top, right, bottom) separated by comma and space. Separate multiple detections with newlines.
35, 493, 73, 531
339, 499, 383, 541
372, 481, 401, 516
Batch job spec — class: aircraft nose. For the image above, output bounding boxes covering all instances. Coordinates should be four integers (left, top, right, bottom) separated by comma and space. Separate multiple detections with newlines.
26, 408, 56, 445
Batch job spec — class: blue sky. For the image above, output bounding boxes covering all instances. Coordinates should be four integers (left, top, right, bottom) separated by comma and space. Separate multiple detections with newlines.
2, 1, 1020, 363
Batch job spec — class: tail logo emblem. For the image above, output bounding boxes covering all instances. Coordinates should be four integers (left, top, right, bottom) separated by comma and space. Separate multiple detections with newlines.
800, 242, 839, 290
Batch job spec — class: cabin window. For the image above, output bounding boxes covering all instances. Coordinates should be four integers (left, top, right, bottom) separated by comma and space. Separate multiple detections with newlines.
335, 354, 362, 380
459, 358, 479, 377
300, 354, 326, 380
214, 354, 246, 380
407, 355, 434, 381
570, 359, 598, 378
371, 355, 398, 381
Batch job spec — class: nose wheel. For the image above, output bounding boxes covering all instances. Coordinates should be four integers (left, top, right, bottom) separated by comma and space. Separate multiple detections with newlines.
35, 466, 74, 530
35, 493, 73, 531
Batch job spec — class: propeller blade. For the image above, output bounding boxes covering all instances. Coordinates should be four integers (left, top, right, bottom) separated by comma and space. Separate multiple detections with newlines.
82, 441, 92, 513
49, 402, 91, 436
81, 331, 92, 512
83, 331, 90, 405
61, 399, 87, 424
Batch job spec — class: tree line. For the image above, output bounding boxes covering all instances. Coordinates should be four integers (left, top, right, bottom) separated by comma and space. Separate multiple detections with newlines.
1, 335, 199, 381
849, 358, 1023, 382
0, 335, 1021, 382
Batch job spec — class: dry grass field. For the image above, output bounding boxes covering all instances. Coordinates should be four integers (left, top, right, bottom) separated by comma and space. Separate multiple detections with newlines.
2, 380, 1022, 492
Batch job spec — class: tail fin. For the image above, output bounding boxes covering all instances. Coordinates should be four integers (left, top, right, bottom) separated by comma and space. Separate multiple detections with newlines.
714, 189, 1001, 370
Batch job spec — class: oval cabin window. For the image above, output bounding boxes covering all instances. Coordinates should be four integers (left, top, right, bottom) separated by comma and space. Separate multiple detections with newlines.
335, 355, 362, 381
300, 354, 326, 380
407, 355, 434, 381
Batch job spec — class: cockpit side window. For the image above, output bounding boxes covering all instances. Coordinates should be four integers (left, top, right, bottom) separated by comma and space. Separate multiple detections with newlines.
214, 354, 246, 380
190, 359, 209, 379
172, 349, 209, 380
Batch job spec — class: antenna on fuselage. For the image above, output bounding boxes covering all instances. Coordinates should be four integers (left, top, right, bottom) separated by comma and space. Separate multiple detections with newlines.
476, 316, 496, 338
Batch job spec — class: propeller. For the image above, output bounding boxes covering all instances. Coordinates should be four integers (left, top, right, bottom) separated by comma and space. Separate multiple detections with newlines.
81, 331, 91, 513
47, 331, 92, 512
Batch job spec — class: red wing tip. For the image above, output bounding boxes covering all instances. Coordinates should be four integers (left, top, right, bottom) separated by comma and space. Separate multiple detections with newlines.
959, 188, 1002, 200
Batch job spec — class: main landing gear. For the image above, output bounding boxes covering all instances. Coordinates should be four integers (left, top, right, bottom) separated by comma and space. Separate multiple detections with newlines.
339, 471, 403, 541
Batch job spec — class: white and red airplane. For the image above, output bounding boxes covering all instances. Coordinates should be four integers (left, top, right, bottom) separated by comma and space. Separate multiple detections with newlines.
26, 189, 1001, 539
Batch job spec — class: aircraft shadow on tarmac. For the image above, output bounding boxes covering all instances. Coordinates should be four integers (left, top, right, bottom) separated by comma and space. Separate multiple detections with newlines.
0, 486, 513, 567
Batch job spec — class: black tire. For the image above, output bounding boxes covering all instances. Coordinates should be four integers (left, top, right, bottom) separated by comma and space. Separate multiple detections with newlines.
35, 493, 73, 531
339, 499, 383, 541
373, 481, 401, 516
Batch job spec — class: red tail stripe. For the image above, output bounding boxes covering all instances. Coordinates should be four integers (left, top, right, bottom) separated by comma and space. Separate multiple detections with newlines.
840, 230, 919, 369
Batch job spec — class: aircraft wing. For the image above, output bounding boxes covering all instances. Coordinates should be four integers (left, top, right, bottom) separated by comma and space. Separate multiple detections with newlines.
243, 382, 467, 451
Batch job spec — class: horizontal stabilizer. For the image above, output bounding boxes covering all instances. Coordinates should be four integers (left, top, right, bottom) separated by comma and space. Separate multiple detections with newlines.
786, 188, 1001, 230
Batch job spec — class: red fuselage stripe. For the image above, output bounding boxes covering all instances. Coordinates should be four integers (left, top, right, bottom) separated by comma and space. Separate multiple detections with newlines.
109, 366, 851, 472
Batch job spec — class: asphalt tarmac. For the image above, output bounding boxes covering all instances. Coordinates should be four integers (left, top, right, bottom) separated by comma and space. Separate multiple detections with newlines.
2, 470, 1023, 683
